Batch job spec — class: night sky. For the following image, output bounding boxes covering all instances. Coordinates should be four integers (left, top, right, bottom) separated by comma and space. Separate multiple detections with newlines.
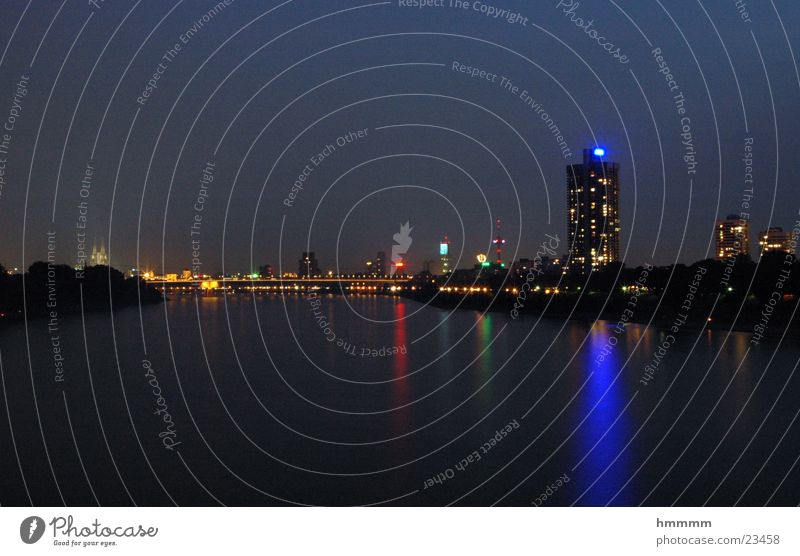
1, 0, 799, 275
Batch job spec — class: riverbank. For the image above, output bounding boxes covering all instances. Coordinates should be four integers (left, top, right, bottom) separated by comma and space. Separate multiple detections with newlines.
403, 288, 799, 340
0, 263, 162, 323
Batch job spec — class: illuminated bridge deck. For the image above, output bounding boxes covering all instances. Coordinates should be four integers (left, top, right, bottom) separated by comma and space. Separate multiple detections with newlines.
148, 277, 413, 292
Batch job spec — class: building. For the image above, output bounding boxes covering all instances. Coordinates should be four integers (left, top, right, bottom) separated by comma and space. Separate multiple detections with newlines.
759, 227, 794, 256
439, 236, 451, 274
566, 148, 620, 273
298, 252, 320, 277
493, 219, 507, 265
716, 214, 750, 260
259, 264, 274, 278
375, 251, 386, 277
516, 256, 558, 278
89, 239, 108, 266
391, 255, 406, 276
181, 269, 192, 280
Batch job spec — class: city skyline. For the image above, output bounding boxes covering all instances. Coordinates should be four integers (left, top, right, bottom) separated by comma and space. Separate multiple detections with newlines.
1, 3, 800, 275
14, 205, 796, 278
12, 205, 798, 278
10, 141, 795, 278
3, 0, 800, 524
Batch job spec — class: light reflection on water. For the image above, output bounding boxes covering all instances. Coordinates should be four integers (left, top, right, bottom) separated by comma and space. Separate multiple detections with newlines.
391, 301, 409, 437
0, 294, 797, 506
573, 326, 635, 506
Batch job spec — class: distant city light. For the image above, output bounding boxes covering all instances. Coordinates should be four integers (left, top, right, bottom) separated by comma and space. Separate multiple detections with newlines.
476, 254, 487, 263
440, 243, 449, 256
593, 147, 605, 157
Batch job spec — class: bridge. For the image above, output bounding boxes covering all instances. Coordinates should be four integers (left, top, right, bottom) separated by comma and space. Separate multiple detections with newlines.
148, 276, 413, 293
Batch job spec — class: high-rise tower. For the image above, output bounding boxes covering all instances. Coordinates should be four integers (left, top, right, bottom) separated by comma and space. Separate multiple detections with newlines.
439, 235, 451, 274
566, 148, 620, 274
758, 227, 792, 256
375, 251, 386, 277
716, 215, 750, 260
299, 252, 320, 277
493, 219, 506, 266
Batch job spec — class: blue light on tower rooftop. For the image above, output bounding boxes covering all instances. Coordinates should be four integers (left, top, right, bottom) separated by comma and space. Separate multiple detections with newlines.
593, 147, 605, 157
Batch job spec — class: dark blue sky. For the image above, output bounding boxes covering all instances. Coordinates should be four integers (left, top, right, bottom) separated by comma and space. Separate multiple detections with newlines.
1, 0, 799, 274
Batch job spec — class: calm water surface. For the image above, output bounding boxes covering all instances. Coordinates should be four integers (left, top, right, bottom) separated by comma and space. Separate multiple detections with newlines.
1, 294, 798, 506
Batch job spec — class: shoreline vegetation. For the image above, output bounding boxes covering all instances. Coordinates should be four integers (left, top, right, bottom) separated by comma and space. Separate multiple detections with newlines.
0, 262, 162, 322
2, 255, 797, 341
410, 289, 799, 339
403, 255, 800, 340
